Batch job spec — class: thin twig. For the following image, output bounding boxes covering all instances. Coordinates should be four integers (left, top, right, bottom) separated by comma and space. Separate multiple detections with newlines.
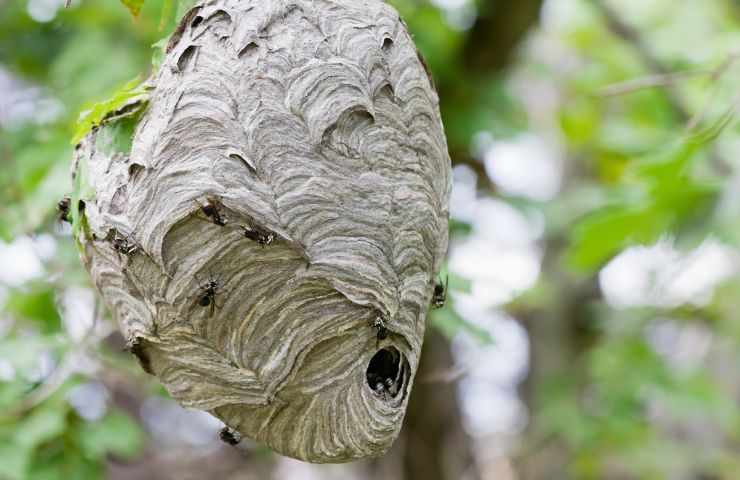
686, 53, 740, 130
596, 69, 711, 97
420, 364, 469, 384
591, 0, 734, 175
590, 0, 690, 121
710, 51, 740, 81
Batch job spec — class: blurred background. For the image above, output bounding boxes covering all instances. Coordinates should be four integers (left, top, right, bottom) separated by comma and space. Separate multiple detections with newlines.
3, 0, 740, 478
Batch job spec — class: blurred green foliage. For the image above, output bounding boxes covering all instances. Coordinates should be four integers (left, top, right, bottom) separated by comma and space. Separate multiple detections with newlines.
0, 2, 175, 479
567, 120, 726, 270
2, 0, 740, 479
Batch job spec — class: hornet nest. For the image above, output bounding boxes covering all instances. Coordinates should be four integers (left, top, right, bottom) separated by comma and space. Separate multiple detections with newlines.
71, 0, 451, 463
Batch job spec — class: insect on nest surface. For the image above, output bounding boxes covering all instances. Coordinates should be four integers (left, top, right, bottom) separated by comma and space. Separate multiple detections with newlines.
71, 0, 451, 463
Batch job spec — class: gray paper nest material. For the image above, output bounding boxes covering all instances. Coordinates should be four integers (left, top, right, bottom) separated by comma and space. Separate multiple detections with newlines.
73, 0, 451, 463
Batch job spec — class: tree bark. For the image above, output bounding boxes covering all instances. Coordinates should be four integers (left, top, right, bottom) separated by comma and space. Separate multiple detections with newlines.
463, 0, 545, 75
401, 330, 480, 480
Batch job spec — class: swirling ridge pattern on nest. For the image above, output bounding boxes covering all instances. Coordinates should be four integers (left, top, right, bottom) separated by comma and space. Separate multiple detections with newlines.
76, 0, 450, 463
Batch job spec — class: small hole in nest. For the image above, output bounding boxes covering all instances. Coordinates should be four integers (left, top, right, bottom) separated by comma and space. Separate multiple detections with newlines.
128, 163, 144, 178
176, 45, 198, 72
191, 15, 203, 28
382, 37, 393, 52
377, 83, 395, 100
366, 347, 406, 400
238, 41, 258, 58
228, 153, 256, 173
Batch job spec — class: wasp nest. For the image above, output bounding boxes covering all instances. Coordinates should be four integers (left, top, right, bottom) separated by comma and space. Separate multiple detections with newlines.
73, 0, 450, 463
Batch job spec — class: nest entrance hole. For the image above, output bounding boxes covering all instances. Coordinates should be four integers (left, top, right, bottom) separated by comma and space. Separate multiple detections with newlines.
366, 347, 406, 399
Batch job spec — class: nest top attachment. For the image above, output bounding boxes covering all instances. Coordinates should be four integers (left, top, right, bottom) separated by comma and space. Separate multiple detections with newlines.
74, 0, 450, 463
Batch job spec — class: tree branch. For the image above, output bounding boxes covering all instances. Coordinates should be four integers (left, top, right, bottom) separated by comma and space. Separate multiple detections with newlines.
590, 0, 691, 121
463, 0, 545, 74
590, 0, 733, 175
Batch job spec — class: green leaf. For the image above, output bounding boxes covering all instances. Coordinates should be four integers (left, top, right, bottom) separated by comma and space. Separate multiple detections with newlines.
434, 263, 471, 293
431, 306, 493, 345
0, 381, 29, 411
160, 0, 175, 30
449, 218, 472, 238
29, 448, 102, 480
78, 410, 144, 460
567, 205, 668, 270
15, 403, 68, 449
72, 77, 149, 145
566, 128, 722, 271
0, 442, 32, 480
120, 0, 146, 17
446, 271, 471, 294
95, 114, 140, 157
4, 285, 62, 334
0, 337, 52, 368
70, 154, 94, 241
70, 90, 146, 241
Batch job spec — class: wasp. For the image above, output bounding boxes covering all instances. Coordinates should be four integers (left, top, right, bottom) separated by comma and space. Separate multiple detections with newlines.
112, 232, 140, 256
219, 426, 241, 446
196, 273, 222, 317
368, 373, 398, 398
370, 314, 389, 348
385, 376, 398, 397
432, 275, 448, 309
369, 374, 386, 395
198, 197, 227, 226
57, 196, 71, 223
241, 224, 274, 247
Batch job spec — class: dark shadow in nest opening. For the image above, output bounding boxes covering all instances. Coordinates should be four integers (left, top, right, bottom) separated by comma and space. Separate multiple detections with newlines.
366, 346, 408, 400
176, 45, 198, 73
